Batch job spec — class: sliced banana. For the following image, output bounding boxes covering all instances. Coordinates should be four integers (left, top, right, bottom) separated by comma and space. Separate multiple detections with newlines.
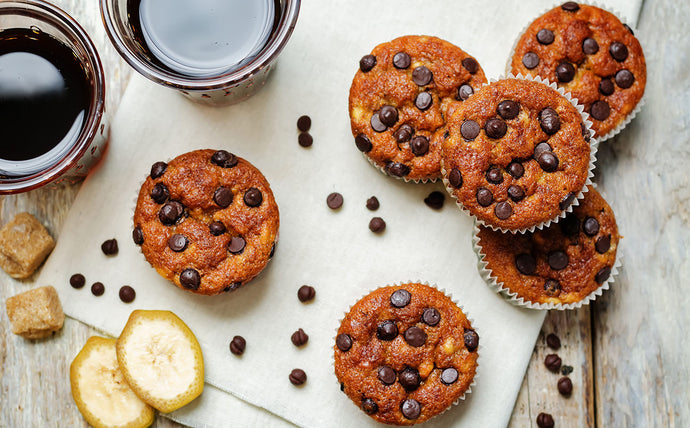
70, 336, 155, 428
116, 310, 204, 413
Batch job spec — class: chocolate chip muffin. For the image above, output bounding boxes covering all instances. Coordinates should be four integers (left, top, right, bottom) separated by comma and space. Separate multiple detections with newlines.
510, 2, 646, 139
334, 283, 478, 425
475, 186, 619, 308
133, 149, 279, 296
349, 35, 487, 182
441, 77, 594, 232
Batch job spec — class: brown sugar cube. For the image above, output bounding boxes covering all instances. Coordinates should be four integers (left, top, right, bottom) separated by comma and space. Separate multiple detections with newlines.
6, 286, 64, 339
0, 212, 56, 279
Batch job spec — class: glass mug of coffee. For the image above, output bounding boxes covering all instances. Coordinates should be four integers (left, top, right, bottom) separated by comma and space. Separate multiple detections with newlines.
100, 0, 301, 105
0, 0, 108, 194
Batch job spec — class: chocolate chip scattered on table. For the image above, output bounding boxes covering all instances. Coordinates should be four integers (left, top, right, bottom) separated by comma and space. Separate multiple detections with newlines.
119, 286, 136, 303
366, 196, 380, 211
368, 217, 386, 233
230, 335, 246, 356
100, 238, 118, 255
289, 369, 307, 386
297, 285, 315, 302
91, 282, 105, 296
291, 328, 309, 347
327, 192, 343, 209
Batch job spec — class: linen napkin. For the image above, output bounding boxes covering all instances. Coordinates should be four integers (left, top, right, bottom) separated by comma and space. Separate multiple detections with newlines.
39, 1, 641, 426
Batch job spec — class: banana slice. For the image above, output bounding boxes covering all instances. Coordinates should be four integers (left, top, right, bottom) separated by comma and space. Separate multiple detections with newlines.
70, 336, 155, 428
116, 310, 204, 413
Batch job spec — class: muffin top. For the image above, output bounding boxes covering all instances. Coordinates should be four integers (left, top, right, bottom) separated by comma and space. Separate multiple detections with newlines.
441, 77, 592, 232
133, 149, 279, 296
510, 2, 646, 139
349, 35, 487, 182
476, 186, 618, 307
335, 283, 478, 425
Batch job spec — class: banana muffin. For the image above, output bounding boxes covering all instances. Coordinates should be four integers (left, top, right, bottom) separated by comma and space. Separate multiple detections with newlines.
133, 149, 279, 296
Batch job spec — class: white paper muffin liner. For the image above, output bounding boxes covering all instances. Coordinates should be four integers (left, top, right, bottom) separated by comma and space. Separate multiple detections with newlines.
505, 1, 646, 142
440, 73, 598, 234
364, 152, 438, 184
332, 281, 480, 422
471, 217, 622, 311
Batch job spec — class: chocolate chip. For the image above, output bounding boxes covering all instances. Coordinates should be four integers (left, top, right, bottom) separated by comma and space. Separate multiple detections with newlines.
556, 62, 576, 83
449, 168, 463, 188
119, 286, 136, 303
211, 150, 238, 168
291, 328, 309, 347
168, 234, 189, 252
70, 274, 85, 289
230, 335, 246, 355
562, 365, 574, 376
298, 285, 315, 302
390, 289, 411, 307
393, 52, 411, 69
596, 235, 611, 253
379, 105, 399, 127
180, 268, 200, 290
508, 161, 524, 178
559, 192, 577, 211
595, 266, 611, 284
544, 279, 561, 296
486, 167, 504, 184
534, 141, 553, 159
150, 183, 169, 204
133, 226, 144, 245
404, 327, 427, 347
369, 217, 386, 233
516, 253, 537, 275
538, 151, 559, 172
599, 78, 615, 95
583, 217, 600, 235
539, 108, 561, 135
546, 333, 561, 350
560, 215, 581, 236
410, 136, 429, 156
548, 250, 569, 270
361, 398, 378, 415
366, 196, 380, 211
440, 368, 459, 385
615, 69, 635, 89
269, 242, 276, 258
378, 366, 396, 385
209, 221, 226, 236
609, 41, 628, 62
414, 91, 433, 111
498, 100, 520, 120
464, 329, 479, 351
495, 201, 513, 219
583, 37, 599, 55
624, 23, 635, 35
228, 236, 246, 254
462, 57, 479, 74
523, 52, 540, 69
91, 282, 105, 296
159, 201, 184, 225
508, 185, 525, 202
377, 320, 399, 341
336, 333, 352, 351
385, 162, 410, 177
424, 191, 445, 210
476, 187, 493, 207
422, 308, 441, 326
298, 132, 313, 147
581, 122, 591, 141
244, 188, 263, 207
394, 124, 414, 143
412, 66, 433, 86
359, 54, 376, 72
537, 412, 555, 428
150, 161, 167, 179
370, 112, 387, 132
558, 376, 573, 396
355, 134, 372, 152
289, 369, 307, 386
590, 100, 611, 121
545, 354, 562, 372
101, 239, 118, 256
457, 84, 474, 101
214, 187, 234, 208
401, 399, 421, 420
485, 118, 507, 139
297, 115, 311, 132
224, 283, 242, 293
561, 2, 580, 12
461, 120, 480, 140
399, 368, 421, 391
537, 29, 555, 45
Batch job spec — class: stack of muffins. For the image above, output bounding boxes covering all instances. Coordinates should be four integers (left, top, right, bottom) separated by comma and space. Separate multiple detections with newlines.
340, 1, 642, 424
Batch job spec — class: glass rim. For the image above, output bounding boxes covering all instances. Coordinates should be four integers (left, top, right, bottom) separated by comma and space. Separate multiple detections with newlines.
99, 0, 301, 92
0, 0, 106, 194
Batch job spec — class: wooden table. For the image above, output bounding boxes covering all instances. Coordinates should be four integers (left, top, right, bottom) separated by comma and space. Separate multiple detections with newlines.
1, 0, 687, 427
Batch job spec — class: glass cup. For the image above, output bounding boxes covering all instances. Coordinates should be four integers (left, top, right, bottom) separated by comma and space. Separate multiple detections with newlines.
100, 0, 301, 106
0, 0, 108, 194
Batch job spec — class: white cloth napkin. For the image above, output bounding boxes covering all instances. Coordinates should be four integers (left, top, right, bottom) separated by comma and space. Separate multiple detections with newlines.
39, 1, 640, 426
